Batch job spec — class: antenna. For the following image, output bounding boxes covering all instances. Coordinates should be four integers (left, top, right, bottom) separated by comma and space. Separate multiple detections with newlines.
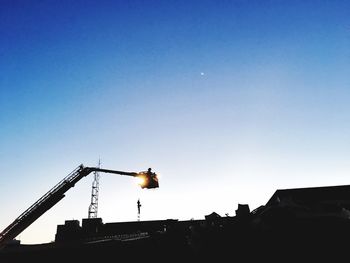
88, 159, 101, 218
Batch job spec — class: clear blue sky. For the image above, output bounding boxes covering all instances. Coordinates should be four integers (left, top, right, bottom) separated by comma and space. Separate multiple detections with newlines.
1, 0, 349, 244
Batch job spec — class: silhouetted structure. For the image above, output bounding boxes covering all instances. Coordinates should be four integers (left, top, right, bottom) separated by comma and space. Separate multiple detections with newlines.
235, 203, 250, 218
137, 199, 141, 221
0, 164, 159, 249
2, 184, 350, 262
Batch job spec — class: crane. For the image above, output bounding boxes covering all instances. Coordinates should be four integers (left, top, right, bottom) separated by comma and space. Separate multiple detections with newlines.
0, 164, 159, 249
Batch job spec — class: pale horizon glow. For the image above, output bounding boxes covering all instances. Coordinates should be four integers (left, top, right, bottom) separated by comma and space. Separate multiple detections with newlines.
1, 0, 350, 244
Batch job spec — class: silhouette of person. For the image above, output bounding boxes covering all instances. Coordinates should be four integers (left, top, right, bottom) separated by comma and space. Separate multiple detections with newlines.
147, 168, 157, 179
145, 168, 159, 188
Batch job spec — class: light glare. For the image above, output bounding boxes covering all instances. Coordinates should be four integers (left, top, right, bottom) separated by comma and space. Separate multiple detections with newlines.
135, 176, 146, 187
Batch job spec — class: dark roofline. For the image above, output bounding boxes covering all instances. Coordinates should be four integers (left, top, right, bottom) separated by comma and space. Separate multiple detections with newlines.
266, 184, 350, 207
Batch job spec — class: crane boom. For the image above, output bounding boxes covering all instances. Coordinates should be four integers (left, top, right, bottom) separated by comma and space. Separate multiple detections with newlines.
0, 164, 157, 248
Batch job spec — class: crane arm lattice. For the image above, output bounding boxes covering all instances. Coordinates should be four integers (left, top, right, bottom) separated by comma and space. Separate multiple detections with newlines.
0, 165, 90, 248
0, 165, 156, 249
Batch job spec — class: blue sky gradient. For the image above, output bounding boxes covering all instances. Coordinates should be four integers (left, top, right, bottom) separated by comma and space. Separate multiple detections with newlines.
1, 0, 350, 243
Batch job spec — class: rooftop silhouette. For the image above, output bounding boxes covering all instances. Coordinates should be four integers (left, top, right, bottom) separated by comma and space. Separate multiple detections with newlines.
1, 184, 350, 262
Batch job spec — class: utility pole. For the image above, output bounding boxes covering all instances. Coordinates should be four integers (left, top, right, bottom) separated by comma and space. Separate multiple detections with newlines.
88, 159, 101, 218
137, 199, 141, 221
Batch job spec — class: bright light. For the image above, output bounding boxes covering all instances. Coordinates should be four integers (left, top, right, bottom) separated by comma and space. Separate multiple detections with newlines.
135, 175, 146, 187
